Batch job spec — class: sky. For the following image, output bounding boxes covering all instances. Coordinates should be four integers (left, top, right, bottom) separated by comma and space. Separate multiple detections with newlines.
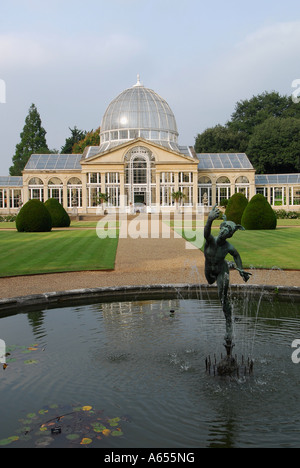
1, 0, 300, 174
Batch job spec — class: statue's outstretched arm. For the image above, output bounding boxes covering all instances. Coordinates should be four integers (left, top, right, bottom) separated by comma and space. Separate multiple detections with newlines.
204, 204, 219, 240
228, 245, 252, 282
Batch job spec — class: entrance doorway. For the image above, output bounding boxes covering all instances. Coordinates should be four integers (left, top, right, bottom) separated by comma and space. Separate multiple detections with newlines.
134, 192, 146, 204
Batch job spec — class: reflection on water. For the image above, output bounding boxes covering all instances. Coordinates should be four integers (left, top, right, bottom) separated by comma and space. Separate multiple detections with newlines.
0, 290, 299, 448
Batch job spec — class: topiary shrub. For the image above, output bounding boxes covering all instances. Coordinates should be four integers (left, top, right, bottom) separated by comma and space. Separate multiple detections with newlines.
241, 194, 277, 230
44, 198, 70, 227
225, 193, 248, 225
16, 199, 52, 232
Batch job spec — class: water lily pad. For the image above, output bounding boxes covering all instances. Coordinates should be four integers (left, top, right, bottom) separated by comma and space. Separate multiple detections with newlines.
0, 436, 19, 446
92, 422, 106, 433
24, 359, 38, 365
82, 406, 92, 411
66, 434, 80, 441
80, 437, 93, 445
108, 417, 121, 427
111, 430, 123, 437
102, 429, 111, 437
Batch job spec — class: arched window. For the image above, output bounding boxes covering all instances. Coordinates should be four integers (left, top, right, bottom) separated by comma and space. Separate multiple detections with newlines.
198, 176, 211, 184
48, 177, 63, 185
29, 177, 43, 185
29, 177, 44, 201
217, 176, 230, 184
235, 176, 250, 199
216, 176, 231, 205
48, 177, 63, 203
198, 176, 212, 206
124, 147, 156, 207
67, 177, 82, 185
67, 178, 82, 208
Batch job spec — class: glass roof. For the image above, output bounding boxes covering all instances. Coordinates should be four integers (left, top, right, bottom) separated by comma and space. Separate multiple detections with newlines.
255, 174, 300, 185
24, 154, 82, 171
0, 176, 23, 187
197, 153, 253, 170
99, 77, 179, 153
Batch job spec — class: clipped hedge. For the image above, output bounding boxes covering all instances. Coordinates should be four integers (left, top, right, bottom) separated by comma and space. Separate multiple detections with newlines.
16, 199, 52, 232
241, 194, 277, 230
44, 198, 70, 227
225, 193, 248, 225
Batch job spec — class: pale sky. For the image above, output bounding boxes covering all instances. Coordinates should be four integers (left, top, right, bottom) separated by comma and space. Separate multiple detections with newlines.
1, 0, 300, 174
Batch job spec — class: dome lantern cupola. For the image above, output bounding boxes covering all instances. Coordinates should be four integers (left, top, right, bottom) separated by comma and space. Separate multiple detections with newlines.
99, 76, 179, 152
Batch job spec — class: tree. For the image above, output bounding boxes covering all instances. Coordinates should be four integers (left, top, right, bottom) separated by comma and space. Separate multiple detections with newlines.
228, 91, 292, 136
247, 117, 300, 173
16, 199, 52, 232
241, 194, 277, 230
194, 90, 300, 174
72, 128, 100, 153
61, 126, 86, 154
172, 190, 186, 211
225, 193, 248, 225
195, 124, 248, 153
10, 104, 49, 176
44, 198, 70, 227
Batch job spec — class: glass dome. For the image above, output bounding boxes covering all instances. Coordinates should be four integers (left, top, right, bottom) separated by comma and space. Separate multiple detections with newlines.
99, 76, 179, 153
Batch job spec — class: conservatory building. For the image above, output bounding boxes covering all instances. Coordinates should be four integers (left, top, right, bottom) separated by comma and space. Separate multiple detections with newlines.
0, 77, 299, 215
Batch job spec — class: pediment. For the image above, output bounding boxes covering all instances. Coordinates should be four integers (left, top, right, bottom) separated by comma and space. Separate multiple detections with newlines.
80, 138, 198, 166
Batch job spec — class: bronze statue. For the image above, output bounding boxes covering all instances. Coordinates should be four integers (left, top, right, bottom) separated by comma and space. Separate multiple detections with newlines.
204, 204, 251, 357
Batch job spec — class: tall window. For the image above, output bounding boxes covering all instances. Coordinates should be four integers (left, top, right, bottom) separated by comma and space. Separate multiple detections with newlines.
29, 177, 44, 202
179, 172, 193, 206
198, 176, 212, 206
235, 176, 250, 199
10, 189, 22, 208
87, 173, 101, 207
216, 176, 231, 205
105, 173, 120, 207
67, 177, 82, 208
0, 189, 8, 208
160, 172, 175, 206
290, 186, 300, 206
124, 146, 156, 206
133, 158, 147, 184
48, 177, 63, 204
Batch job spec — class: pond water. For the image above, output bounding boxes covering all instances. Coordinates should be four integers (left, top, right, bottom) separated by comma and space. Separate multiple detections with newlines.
0, 290, 299, 448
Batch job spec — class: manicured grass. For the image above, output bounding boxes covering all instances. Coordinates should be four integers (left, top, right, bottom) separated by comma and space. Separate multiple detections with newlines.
175, 226, 300, 270
0, 229, 119, 277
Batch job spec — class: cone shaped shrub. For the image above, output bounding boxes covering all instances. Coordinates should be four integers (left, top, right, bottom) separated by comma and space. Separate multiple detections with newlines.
225, 192, 248, 225
16, 199, 52, 232
241, 194, 277, 230
44, 198, 70, 227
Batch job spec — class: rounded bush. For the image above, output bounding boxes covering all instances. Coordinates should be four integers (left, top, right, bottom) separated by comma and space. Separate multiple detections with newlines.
16, 199, 52, 232
44, 198, 70, 227
241, 194, 277, 230
225, 193, 248, 225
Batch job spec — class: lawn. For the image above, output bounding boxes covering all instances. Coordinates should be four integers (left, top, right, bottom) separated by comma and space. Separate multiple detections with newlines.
0, 229, 119, 277
174, 226, 300, 270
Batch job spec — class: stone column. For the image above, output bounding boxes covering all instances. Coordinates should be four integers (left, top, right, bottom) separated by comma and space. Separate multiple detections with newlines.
81, 174, 87, 213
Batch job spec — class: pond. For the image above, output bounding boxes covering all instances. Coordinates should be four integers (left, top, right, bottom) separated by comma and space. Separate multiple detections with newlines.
0, 289, 299, 448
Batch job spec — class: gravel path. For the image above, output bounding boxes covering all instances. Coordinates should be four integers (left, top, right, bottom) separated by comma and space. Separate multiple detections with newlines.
0, 220, 299, 300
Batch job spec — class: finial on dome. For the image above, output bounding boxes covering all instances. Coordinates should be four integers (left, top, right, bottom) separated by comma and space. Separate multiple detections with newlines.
133, 74, 143, 87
